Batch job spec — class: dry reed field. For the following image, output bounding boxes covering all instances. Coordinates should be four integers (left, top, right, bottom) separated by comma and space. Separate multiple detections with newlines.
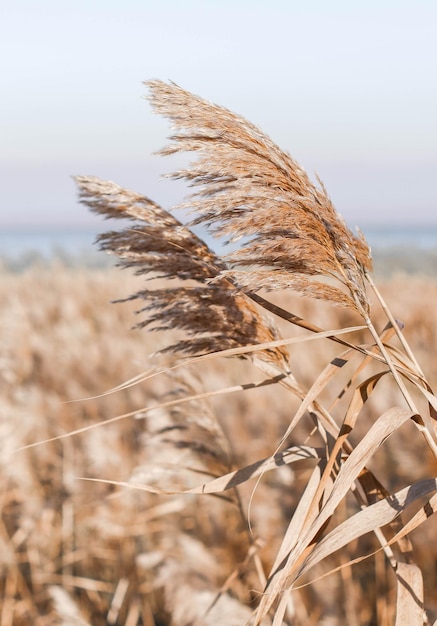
2, 81, 437, 625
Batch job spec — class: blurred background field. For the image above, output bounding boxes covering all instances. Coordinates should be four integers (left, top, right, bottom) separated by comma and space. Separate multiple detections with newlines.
1, 242, 437, 624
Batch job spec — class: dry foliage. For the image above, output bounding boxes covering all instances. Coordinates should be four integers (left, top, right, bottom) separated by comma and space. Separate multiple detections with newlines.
2, 81, 437, 625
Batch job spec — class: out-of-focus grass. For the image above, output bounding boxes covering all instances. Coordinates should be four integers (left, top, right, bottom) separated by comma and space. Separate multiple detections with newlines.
1, 264, 436, 625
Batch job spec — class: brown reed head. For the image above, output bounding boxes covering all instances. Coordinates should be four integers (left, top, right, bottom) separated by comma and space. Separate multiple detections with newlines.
75, 175, 289, 369
146, 80, 372, 316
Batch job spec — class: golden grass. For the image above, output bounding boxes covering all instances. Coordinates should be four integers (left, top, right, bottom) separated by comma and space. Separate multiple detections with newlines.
3, 81, 437, 625
1, 265, 437, 625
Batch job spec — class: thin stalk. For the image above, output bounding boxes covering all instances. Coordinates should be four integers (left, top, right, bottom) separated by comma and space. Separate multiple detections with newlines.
366, 272, 426, 380
232, 486, 267, 589
364, 314, 437, 458
249, 292, 396, 369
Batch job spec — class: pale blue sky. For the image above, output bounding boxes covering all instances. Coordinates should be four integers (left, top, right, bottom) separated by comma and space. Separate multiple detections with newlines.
1, 0, 436, 229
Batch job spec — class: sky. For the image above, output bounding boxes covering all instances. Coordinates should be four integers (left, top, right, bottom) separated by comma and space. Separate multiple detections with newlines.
1, 0, 436, 231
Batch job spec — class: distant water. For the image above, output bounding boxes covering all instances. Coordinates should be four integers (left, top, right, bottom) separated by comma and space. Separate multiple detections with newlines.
360, 225, 437, 250
1, 225, 437, 273
0, 228, 107, 269
0, 228, 99, 258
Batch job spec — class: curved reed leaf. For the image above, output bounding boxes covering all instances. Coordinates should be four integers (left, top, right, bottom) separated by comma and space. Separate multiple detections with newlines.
77, 445, 321, 496
297, 478, 437, 579
255, 407, 416, 624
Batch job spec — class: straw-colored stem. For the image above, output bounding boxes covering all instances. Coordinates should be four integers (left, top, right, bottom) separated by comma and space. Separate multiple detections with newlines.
364, 314, 437, 458
249, 292, 387, 366
256, 364, 406, 578
232, 487, 267, 589
366, 272, 426, 380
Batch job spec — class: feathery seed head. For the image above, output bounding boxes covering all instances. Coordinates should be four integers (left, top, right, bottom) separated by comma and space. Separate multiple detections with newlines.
75, 175, 289, 369
145, 80, 372, 316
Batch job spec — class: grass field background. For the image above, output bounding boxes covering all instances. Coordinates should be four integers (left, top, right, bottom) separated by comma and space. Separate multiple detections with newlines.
1, 261, 437, 625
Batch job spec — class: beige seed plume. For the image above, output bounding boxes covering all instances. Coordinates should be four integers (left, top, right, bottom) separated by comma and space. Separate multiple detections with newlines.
146, 80, 372, 316
74, 175, 289, 369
